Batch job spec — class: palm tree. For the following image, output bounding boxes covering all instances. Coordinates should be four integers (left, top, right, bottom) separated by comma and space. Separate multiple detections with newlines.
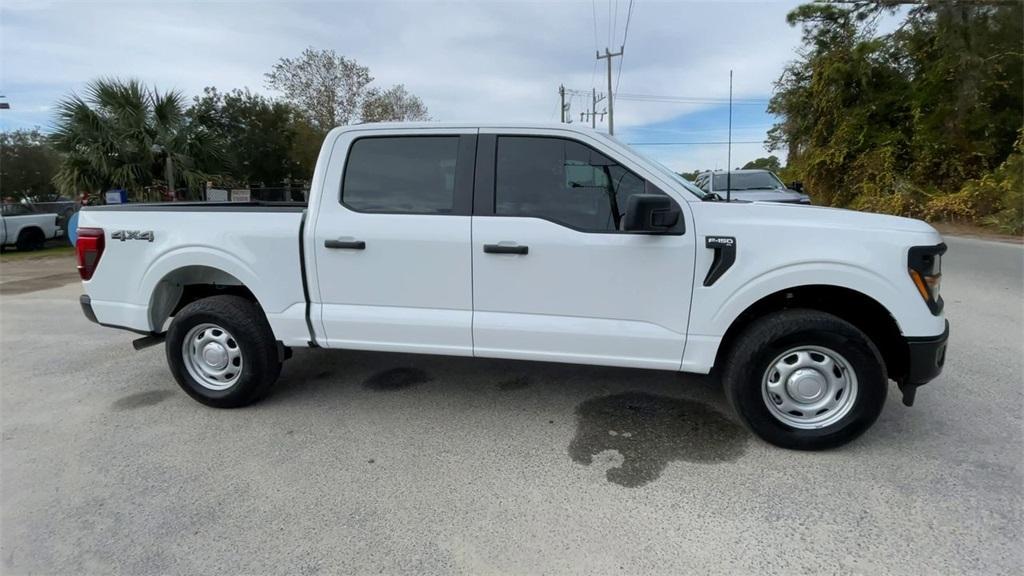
51, 78, 222, 200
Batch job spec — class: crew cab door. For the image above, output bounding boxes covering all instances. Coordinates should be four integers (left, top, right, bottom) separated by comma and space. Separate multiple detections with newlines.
311, 129, 477, 355
471, 131, 695, 370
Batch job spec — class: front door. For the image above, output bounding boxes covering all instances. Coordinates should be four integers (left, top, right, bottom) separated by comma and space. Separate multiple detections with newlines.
471, 132, 696, 370
312, 130, 478, 356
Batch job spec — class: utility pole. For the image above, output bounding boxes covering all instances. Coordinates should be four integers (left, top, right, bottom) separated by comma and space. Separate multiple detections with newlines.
580, 89, 607, 128
597, 46, 623, 134
559, 84, 566, 123
591, 88, 607, 129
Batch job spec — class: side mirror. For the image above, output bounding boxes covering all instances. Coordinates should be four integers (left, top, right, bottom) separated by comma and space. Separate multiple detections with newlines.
622, 194, 680, 233
788, 181, 804, 193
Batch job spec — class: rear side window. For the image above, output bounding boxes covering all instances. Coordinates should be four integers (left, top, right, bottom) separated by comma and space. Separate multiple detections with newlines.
494, 136, 648, 232
342, 136, 459, 214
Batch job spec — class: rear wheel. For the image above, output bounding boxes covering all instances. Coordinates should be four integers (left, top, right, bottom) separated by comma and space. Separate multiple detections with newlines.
15, 227, 45, 251
166, 295, 281, 408
723, 309, 887, 450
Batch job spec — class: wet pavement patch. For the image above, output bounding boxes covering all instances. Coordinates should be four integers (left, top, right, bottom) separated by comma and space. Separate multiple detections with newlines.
363, 367, 431, 391
111, 390, 174, 411
497, 375, 531, 391
568, 392, 749, 488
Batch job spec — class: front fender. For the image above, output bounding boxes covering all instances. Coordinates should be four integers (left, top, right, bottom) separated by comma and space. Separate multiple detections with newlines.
707, 261, 908, 336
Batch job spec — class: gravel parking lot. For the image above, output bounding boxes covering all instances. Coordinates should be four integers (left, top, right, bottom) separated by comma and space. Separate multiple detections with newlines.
1, 235, 1021, 574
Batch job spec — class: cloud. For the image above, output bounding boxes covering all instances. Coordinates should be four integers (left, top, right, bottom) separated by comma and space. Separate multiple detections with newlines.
0, 0, 805, 169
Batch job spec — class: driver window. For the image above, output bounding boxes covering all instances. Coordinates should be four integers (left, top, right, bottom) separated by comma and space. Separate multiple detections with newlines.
495, 136, 654, 232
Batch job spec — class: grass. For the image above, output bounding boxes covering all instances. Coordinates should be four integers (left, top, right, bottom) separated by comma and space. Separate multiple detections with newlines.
0, 244, 76, 262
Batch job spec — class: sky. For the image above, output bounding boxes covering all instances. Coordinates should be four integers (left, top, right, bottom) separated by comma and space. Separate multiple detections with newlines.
0, 0, 807, 172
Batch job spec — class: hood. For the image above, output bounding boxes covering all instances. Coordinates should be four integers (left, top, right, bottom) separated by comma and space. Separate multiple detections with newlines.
727, 189, 808, 203
744, 202, 939, 235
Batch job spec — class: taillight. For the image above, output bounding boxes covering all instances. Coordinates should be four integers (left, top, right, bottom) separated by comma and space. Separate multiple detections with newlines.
76, 227, 105, 281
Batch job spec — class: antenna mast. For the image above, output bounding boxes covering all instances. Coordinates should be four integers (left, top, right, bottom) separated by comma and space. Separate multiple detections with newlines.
727, 70, 733, 203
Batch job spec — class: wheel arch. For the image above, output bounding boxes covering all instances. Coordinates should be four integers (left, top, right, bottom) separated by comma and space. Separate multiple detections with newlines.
16, 225, 45, 242
713, 284, 908, 382
147, 264, 264, 333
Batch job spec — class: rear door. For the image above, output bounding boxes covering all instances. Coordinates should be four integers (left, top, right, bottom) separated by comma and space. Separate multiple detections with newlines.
471, 130, 696, 370
312, 129, 478, 355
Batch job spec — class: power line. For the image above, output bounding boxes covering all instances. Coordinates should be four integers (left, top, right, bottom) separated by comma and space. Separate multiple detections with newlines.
607, 0, 612, 47
616, 92, 769, 103
612, 0, 619, 49
619, 92, 768, 101
615, 0, 634, 97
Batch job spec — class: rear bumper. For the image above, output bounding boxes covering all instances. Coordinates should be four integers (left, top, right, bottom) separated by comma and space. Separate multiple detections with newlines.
80, 294, 98, 324
899, 320, 949, 406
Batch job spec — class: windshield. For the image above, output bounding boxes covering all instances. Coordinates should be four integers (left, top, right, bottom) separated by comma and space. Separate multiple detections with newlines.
713, 172, 785, 191
597, 134, 708, 199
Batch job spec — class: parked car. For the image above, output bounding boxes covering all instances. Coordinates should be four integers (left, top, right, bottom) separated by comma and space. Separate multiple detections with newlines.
0, 204, 61, 251
693, 169, 811, 204
76, 123, 948, 450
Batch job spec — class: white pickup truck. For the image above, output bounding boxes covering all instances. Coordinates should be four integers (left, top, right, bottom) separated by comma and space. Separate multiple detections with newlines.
77, 123, 949, 449
1, 207, 61, 251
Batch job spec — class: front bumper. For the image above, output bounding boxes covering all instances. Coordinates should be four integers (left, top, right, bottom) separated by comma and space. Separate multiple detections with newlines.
899, 320, 949, 406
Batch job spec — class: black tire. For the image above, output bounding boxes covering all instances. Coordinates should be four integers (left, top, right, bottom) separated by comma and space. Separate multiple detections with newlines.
165, 295, 282, 408
15, 227, 44, 251
723, 309, 887, 450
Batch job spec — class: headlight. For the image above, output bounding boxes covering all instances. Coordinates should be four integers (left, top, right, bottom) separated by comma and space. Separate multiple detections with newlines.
908, 244, 946, 315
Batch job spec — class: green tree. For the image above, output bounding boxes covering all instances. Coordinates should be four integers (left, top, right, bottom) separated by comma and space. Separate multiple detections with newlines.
51, 78, 222, 199
768, 1, 1023, 231
190, 87, 300, 185
0, 129, 62, 201
742, 156, 782, 171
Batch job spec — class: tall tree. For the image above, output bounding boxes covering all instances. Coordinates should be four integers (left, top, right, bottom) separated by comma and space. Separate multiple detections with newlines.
265, 47, 431, 129
51, 78, 222, 199
360, 84, 430, 122
768, 0, 1022, 225
190, 87, 300, 185
265, 48, 372, 131
0, 129, 62, 201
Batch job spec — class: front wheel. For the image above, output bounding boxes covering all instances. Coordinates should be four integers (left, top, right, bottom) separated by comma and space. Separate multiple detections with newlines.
166, 295, 282, 408
723, 309, 887, 450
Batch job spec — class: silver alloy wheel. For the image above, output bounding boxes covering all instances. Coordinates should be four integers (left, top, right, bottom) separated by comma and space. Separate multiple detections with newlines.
761, 345, 858, 429
182, 323, 243, 391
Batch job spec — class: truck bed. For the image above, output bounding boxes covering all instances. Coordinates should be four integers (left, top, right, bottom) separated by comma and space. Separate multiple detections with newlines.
77, 203, 311, 345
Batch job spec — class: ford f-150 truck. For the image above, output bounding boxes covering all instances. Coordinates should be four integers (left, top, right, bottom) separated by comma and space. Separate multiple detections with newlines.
76, 123, 949, 450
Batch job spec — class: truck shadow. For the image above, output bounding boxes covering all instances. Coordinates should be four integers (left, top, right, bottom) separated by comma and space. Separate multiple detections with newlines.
268, 348, 751, 487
